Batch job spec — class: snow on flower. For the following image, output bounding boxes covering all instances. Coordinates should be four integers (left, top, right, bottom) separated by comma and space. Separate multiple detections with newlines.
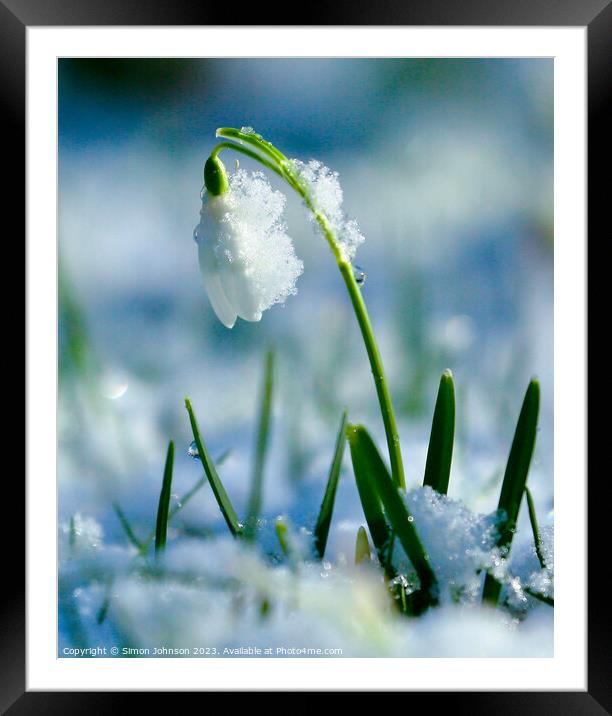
292, 159, 365, 261
194, 169, 303, 328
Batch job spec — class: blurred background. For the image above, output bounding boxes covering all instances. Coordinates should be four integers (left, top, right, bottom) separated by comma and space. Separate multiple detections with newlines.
58, 59, 553, 548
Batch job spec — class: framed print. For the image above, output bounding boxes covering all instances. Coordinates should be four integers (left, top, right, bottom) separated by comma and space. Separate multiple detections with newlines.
4, 0, 607, 707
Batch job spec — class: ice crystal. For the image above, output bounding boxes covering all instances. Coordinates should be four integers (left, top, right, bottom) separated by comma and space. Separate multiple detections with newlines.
292, 159, 365, 261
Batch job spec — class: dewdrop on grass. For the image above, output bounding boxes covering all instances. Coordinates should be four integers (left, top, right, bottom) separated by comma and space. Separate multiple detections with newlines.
194, 169, 303, 328
292, 159, 365, 261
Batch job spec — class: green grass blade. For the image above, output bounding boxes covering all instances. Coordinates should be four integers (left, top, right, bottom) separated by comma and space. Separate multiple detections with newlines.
313, 410, 348, 558
154, 440, 175, 555
423, 370, 455, 495
347, 428, 392, 572
59, 260, 94, 378
355, 526, 371, 565
483, 379, 540, 605
385, 531, 397, 575
140, 449, 232, 551
275, 517, 299, 573
485, 575, 553, 607
524, 486, 547, 569
112, 502, 145, 552
185, 398, 242, 536
347, 425, 437, 599
245, 350, 274, 540
275, 517, 290, 557
96, 577, 113, 625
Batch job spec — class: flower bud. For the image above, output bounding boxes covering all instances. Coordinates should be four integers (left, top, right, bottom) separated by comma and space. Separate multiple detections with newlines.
204, 154, 229, 196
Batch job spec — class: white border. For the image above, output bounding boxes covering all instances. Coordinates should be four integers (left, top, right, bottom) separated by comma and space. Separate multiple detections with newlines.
27, 27, 586, 691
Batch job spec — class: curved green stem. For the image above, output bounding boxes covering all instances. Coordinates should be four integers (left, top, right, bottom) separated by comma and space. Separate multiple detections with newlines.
209, 127, 405, 489
211, 142, 283, 180
217, 127, 288, 167
338, 261, 405, 488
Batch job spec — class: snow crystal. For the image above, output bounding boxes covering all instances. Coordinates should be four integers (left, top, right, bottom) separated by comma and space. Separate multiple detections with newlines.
538, 524, 554, 570
507, 524, 554, 605
393, 488, 555, 614
291, 159, 365, 261
527, 568, 554, 600
526, 524, 554, 600
59, 513, 104, 554
395, 486, 501, 605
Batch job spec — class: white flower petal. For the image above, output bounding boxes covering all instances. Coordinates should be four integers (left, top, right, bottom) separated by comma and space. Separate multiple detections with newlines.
219, 260, 262, 323
198, 241, 237, 329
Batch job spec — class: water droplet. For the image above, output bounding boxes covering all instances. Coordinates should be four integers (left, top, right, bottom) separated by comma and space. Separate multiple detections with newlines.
439, 314, 475, 353
240, 126, 255, 135
193, 226, 199, 242
407, 515, 414, 522
352, 264, 366, 285
187, 440, 199, 459
100, 371, 129, 400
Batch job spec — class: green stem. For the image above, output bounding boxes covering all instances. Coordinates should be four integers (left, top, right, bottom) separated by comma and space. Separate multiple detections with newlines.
338, 261, 405, 488
216, 127, 287, 167
210, 128, 405, 489
245, 349, 275, 540
524, 486, 547, 569
211, 142, 283, 180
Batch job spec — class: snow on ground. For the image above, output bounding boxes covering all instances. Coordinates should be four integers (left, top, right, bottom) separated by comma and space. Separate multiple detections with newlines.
59, 482, 554, 657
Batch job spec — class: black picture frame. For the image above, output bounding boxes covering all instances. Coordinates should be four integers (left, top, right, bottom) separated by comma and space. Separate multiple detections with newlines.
5, 0, 606, 708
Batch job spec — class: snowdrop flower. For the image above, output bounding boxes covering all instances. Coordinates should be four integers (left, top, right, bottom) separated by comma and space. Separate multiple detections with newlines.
193, 155, 303, 328
197, 128, 405, 491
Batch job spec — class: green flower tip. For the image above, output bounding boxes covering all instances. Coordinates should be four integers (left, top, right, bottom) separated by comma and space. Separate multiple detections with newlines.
204, 154, 229, 196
